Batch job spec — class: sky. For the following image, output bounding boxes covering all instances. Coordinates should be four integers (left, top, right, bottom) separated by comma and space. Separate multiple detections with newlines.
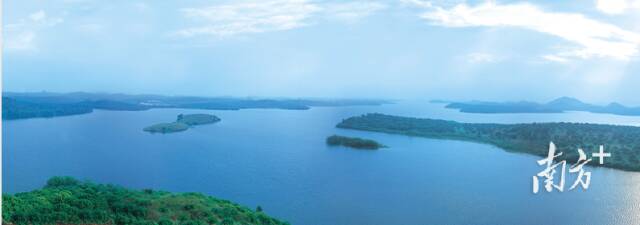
3, 0, 640, 104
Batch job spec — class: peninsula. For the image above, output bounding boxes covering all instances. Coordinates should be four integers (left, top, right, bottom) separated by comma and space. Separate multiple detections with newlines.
337, 113, 640, 171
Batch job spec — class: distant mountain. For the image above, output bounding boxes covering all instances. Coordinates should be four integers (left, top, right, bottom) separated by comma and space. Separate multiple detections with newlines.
545, 96, 594, 111
446, 101, 561, 113
592, 102, 640, 116
443, 97, 640, 116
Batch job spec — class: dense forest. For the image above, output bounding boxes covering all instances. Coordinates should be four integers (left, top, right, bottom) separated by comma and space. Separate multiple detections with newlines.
2, 177, 288, 225
337, 113, 640, 171
326, 135, 385, 150
3, 92, 390, 120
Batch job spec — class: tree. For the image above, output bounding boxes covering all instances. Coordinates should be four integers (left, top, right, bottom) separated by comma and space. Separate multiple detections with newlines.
45, 176, 80, 188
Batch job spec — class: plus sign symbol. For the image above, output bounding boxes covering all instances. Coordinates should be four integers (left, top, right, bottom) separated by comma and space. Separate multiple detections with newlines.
592, 145, 611, 165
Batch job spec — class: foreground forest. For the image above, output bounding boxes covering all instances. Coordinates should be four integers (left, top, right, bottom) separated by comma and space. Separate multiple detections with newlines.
2, 177, 288, 225
337, 113, 640, 171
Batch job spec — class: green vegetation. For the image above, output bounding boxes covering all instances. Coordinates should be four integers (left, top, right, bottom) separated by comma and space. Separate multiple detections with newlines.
144, 114, 220, 134
2, 177, 288, 225
338, 113, 640, 171
326, 135, 385, 150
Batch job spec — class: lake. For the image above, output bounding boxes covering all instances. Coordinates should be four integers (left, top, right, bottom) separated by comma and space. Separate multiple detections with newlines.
4, 101, 640, 225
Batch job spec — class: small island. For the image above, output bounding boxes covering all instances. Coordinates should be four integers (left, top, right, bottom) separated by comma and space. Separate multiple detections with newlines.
326, 135, 385, 150
337, 113, 640, 171
2, 176, 288, 225
144, 114, 220, 133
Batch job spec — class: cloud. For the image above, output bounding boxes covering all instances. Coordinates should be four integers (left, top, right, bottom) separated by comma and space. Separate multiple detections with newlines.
596, 0, 640, 14
411, 1, 640, 61
542, 54, 569, 63
467, 52, 499, 63
29, 10, 47, 22
175, 0, 320, 37
27, 10, 63, 26
174, 0, 385, 38
400, 0, 432, 8
324, 2, 387, 23
133, 2, 150, 12
5, 32, 37, 51
5, 10, 64, 52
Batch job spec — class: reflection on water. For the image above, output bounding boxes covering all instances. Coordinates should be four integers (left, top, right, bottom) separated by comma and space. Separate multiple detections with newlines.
3, 101, 640, 225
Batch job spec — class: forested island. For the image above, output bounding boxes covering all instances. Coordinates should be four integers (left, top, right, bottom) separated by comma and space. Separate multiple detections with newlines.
443, 97, 640, 116
144, 114, 220, 133
326, 135, 385, 150
2, 177, 288, 225
337, 113, 640, 171
3, 92, 390, 120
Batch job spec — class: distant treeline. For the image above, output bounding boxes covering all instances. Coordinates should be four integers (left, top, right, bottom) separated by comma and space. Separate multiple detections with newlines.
337, 113, 640, 171
2, 177, 289, 225
2, 92, 391, 120
444, 97, 640, 116
2, 97, 95, 120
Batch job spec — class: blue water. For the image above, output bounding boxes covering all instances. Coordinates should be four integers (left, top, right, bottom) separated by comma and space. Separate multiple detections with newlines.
4, 101, 640, 225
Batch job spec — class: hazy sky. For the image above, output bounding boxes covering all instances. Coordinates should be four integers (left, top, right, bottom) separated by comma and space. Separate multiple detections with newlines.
4, 0, 640, 104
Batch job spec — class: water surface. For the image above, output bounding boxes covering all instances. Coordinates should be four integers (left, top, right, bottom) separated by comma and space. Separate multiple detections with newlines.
4, 101, 640, 225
